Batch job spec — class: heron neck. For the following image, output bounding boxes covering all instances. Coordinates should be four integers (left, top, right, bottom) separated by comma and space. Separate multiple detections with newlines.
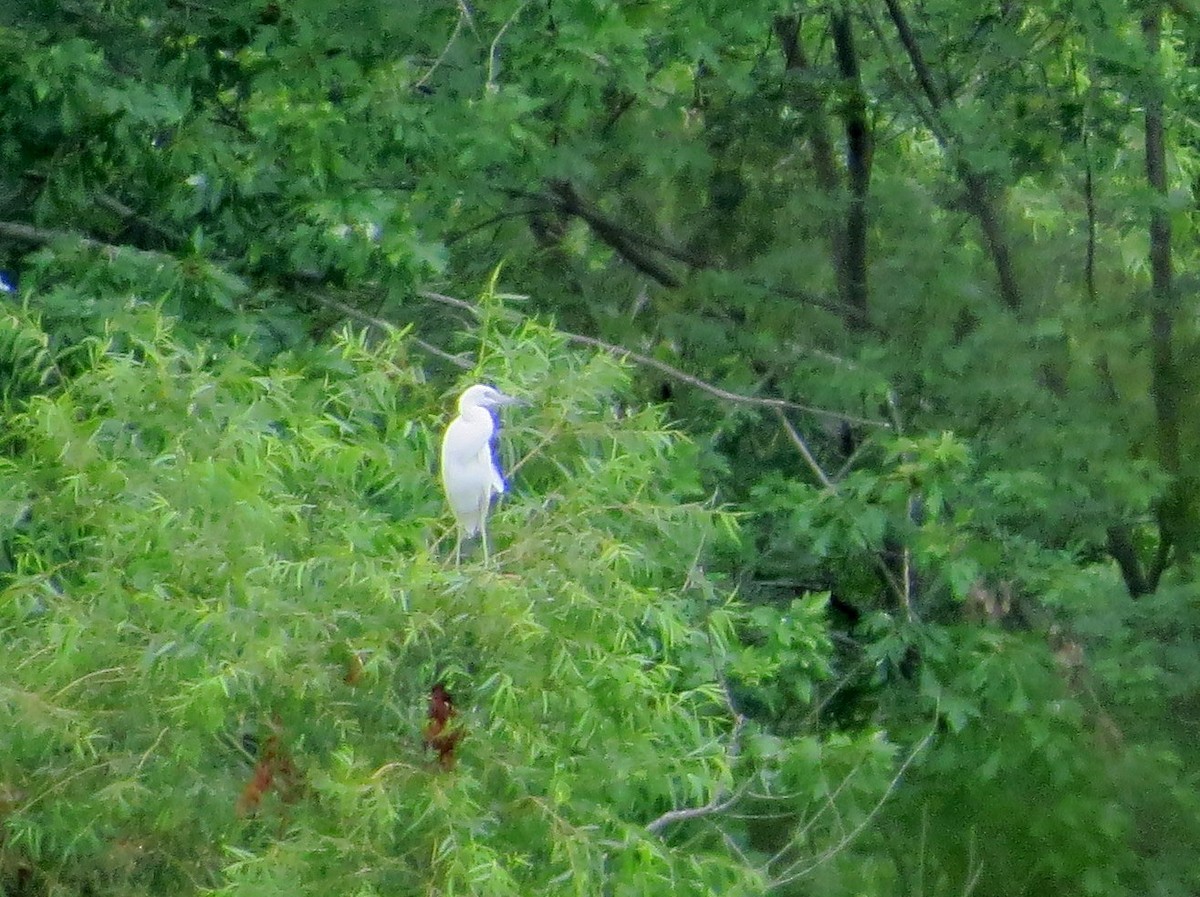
458, 404, 495, 426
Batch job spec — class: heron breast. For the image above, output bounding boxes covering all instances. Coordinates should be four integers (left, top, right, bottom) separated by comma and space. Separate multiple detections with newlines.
443, 454, 503, 521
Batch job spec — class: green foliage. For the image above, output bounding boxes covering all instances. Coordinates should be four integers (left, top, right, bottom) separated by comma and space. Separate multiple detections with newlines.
1, 0, 1199, 894
0, 306, 883, 896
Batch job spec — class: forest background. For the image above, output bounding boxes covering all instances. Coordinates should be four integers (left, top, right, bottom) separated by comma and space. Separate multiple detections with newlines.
0, 1, 1198, 895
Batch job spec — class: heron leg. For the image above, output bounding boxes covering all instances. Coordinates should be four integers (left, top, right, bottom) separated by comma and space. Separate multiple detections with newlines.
479, 496, 492, 567
453, 531, 463, 566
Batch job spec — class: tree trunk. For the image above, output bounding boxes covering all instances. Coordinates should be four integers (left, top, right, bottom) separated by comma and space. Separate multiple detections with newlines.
1141, 2, 1188, 587
1142, 4, 1179, 477
831, 10, 872, 325
774, 15, 848, 315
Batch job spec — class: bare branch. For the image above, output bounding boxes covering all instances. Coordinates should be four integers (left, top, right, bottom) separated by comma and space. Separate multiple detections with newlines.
17, 760, 111, 815
0, 219, 474, 371
644, 757, 745, 834
417, 289, 478, 314
539, 181, 685, 287
96, 194, 188, 247
961, 842, 985, 897
0, 216, 885, 427
776, 407, 908, 607
711, 820, 755, 868
457, 0, 479, 35
0, 220, 110, 249
789, 750, 868, 849
502, 182, 869, 323
444, 208, 540, 246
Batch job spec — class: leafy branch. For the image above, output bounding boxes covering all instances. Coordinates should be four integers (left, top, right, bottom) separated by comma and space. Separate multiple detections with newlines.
0, 211, 883, 428
775, 408, 912, 612
765, 727, 934, 888
645, 712, 748, 835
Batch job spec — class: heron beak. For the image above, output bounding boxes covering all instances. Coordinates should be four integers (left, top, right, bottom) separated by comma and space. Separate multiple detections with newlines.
494, 391, 527, 407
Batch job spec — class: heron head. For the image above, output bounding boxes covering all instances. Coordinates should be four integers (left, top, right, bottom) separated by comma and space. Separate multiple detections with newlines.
457, 383, 522, 414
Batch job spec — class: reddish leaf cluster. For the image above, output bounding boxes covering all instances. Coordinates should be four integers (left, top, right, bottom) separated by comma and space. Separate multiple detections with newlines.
423, 683, 464, 771
235, 733, 302, 817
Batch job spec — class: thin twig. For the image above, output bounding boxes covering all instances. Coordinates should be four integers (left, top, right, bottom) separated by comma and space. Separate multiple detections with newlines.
646, 674, 748, 836
807, 658, 874, 726
779, 746, 873, 861
444, 208, 539, 245
645, 781, 741, 834
17, 761, 111, 814
507, 419, 566, 478
962, 830, 984, 896
0, 220, 109, 249
50, 666, 126, 701
832, 436, 873, 481
133, 727, 169, 775
97, 194, 188, 247
308, 291, 472, 369
414, 5, 468, 91
779, 400, 910, 608
486, 1, 531, 93
573, 332, 888, 426
775, 408, 836, 489
457, 0, 480, 34
418, 289, 477, 313
712, 819, 756, 868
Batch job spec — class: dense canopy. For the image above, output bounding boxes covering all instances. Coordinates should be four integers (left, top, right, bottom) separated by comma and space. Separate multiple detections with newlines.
1, 1, 1198, 895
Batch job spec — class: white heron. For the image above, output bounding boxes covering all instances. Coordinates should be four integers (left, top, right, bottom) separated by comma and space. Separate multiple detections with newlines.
440, 383, 522, 564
